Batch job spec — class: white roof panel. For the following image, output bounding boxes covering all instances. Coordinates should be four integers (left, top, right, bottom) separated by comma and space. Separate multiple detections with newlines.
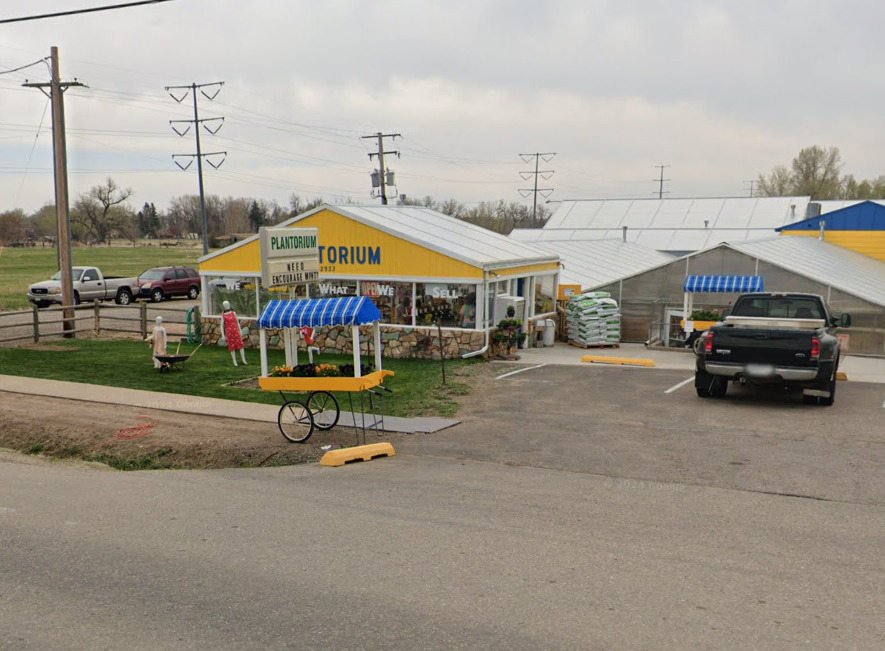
730, 236, 885, 308
540, 197, 812, 253
527, 239, 673, 288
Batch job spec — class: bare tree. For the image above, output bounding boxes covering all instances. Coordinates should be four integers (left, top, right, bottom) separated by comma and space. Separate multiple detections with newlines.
71, 178, 134, 244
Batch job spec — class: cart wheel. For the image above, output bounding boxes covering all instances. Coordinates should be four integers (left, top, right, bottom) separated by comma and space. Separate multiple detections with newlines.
307, 391, 340, 431
277, 400, 314, 443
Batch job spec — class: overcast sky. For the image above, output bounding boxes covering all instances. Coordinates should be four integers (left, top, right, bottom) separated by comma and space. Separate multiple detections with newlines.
2, 0, 884, 215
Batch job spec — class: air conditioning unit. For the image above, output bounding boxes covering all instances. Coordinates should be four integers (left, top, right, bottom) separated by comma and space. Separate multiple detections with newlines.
494, 295, 525, 323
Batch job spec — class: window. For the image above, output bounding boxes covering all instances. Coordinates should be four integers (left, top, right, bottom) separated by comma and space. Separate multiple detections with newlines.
310, 280, 357, 299
82, 269, 98, 282
534, 274, 555, 315
415, 283, 477, 328
359, 281, 413, 325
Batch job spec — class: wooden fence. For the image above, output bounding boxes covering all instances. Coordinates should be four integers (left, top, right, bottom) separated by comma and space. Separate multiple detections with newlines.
0, 301, 198, 346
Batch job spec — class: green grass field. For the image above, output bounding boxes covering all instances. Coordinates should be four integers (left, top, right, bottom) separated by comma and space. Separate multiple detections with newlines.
0, 339, 482, 417
0, 244, 203, 311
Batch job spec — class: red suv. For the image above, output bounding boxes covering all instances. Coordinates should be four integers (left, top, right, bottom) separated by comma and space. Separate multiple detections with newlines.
137, 266, 200, 302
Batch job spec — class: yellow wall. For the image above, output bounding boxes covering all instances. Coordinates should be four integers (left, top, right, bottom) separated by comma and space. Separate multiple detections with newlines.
782, 230, 885, 263
201, 208, 559, 278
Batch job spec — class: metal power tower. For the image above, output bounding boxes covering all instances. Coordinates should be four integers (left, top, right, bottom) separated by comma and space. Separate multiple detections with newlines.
165, 81, 226, 254
654, 164, 671, 199
363, 132, 400, 204
519, 152, 555, 228
23, 46, 84, 337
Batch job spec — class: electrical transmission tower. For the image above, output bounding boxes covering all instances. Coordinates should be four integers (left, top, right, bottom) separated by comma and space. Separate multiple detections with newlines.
23, 46, 85, 338
519, 152, 555, 228
165, 81, 226, 255
654, 164, 671, 199
362, 132, 400, 205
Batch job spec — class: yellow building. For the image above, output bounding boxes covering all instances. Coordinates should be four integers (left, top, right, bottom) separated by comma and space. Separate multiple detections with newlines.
198, 204, 560, 358
778, 200, 885, 262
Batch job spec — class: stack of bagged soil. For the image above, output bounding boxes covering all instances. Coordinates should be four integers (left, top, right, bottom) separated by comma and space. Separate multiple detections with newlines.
566, 292, 621, 346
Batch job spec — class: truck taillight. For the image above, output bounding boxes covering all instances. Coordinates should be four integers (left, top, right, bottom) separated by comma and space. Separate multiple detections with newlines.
811, 337, 821, 360
705, 332, 714, 354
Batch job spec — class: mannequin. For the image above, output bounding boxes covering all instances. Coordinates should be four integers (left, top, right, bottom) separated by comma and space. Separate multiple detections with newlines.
300, 326, 321, 363
221, 300, 247, 366
147, 315, 167, 369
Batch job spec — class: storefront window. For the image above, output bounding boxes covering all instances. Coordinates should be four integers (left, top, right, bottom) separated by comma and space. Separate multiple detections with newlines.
309, 280, 357, 298
416, 283, 477, 328
358, 280, 413, 325
534, 274, 556, 315
208, 276, 264, 317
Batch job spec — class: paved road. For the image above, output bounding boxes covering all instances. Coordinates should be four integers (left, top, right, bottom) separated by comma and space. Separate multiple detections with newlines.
3, 362, 885, 649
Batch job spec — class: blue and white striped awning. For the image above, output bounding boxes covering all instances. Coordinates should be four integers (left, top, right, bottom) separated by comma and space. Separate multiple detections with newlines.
257, 297, 382, 329
683, 275, 764, 293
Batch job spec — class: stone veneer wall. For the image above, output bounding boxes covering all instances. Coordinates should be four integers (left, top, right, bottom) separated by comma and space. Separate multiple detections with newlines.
202, 317, 487, 360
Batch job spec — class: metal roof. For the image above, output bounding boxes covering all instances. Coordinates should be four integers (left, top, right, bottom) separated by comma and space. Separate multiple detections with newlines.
779, 200, 885, 232
295, 204, 558, 270
518, 238, 673, 288
530, 197, 812, 253
727, 236, 885, 308
200, 204, 558, 271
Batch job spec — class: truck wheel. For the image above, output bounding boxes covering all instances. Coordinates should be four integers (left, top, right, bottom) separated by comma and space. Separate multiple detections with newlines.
72, 291, 80, 305
151, 288, 164, 303
187, 285, 199, 300
35, 301, 50, 309
115, 289, 132, 305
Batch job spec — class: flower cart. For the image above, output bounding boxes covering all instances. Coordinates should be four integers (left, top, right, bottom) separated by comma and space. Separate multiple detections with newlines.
256, 297, 395, 443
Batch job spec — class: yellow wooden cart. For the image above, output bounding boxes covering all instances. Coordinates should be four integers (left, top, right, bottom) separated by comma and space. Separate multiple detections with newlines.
259, 370, 395, 443
256, 297, 393, 444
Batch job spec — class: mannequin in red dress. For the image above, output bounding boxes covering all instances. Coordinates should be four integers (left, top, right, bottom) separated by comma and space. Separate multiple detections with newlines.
221, 300, 247, 366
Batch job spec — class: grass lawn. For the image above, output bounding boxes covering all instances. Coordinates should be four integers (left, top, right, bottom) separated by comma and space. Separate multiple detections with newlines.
0, 244, 203, 311
0, 339, 485, 418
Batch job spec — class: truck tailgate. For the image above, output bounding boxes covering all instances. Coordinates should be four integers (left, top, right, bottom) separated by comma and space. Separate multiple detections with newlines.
709, 327, 816, 366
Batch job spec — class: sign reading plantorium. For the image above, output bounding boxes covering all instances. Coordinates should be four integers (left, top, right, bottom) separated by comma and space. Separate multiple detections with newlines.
259, 226, 321, 288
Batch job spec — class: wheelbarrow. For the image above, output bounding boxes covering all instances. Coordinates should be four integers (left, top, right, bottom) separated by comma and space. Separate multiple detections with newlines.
155, 339, 202, 372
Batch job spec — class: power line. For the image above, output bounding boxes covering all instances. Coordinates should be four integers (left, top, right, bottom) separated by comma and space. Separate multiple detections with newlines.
165, 81, 226, 255
518, 152, 555, 227
0, 0, 176, 25
653, 164, 670, 199
362, 132, 400, 205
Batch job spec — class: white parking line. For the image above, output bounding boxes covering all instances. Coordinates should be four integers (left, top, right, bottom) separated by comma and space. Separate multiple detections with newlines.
495, 364, 547, 380
665, 377, 694, 394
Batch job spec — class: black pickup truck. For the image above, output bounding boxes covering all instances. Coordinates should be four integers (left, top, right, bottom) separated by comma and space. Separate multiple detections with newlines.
694, 293, 851, 406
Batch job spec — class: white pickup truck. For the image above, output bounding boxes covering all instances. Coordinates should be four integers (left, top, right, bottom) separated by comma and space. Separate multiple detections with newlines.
28, 266, 139, 307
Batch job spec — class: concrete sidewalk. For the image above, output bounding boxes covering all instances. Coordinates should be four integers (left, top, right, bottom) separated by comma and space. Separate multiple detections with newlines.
499, 341, 885, 384
0, 374, 459, 434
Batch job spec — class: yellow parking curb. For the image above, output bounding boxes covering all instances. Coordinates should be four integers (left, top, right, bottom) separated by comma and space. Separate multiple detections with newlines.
837, 371, 848, 381
581, 355, 656, 367
320, 442, 396, 467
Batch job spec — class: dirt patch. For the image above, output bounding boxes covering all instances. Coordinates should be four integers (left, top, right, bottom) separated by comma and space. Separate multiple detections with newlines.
0, 360, 510, 470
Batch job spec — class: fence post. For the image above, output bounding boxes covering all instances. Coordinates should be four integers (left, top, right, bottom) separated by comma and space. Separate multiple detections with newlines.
32, 304, 40, 344
140, 301, 148, 340
93, 299, 101, 335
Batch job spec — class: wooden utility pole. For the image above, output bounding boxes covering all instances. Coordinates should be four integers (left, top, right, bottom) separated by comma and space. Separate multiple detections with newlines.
23, 47, 84, 337
363, 132, 400, 205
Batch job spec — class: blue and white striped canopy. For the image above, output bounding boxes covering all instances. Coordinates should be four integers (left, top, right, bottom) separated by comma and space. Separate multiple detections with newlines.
257, 297, 382, 328
683, 275, 764, 293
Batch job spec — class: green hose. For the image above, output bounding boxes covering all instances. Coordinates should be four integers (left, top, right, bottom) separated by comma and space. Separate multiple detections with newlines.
186, 306, 202, 344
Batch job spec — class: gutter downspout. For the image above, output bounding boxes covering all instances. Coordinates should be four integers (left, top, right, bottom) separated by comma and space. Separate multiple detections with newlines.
462, 269, 491, 358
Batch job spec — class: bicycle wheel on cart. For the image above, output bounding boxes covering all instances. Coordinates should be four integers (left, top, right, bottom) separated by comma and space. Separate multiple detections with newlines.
307, 391, 340, 431
277, 400, 314, 443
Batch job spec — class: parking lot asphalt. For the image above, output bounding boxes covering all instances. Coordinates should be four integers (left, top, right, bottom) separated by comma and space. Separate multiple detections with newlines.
398, 346, 885, 505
